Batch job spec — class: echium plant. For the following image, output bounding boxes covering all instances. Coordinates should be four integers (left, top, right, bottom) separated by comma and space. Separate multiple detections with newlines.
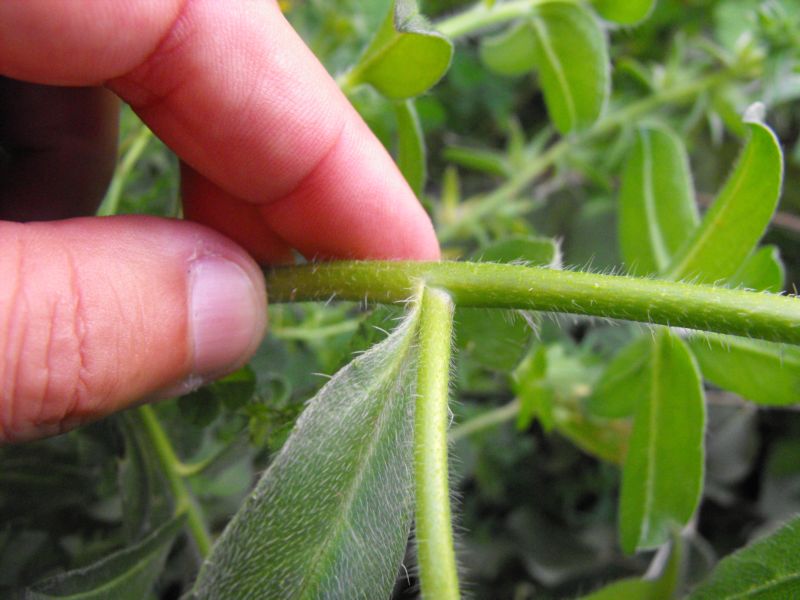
9, 0, 800, 599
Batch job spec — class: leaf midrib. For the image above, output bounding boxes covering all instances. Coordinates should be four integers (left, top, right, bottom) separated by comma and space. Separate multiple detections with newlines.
531, 15, 577, 131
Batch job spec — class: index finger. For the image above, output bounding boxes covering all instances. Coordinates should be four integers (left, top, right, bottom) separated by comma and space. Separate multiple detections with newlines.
0, 0, 440, 260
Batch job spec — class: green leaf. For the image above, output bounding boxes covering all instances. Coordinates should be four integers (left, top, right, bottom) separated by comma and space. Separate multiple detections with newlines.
475, 235, 561, 267
665, 114, 784, 284
529, 2, 610, 133
394, 99, 427, 196
619, 125, 699, 275
345, 0, 453, 100
688, 515, 800, 599
588, 336, 652, 418
689, 335, 800, 407
726, 245, 785, 293
620, 329, 705, 554
24, 515, 184, 600
443, 145, 511, 177
592, 0, 656, 25
479, 20, 538, 77
191, 307, 422, 599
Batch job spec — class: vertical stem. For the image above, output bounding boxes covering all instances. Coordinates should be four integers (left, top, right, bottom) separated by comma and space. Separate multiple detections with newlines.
137, 405, 213, 557
415, 287, 460, 600
97, 124, 152, 217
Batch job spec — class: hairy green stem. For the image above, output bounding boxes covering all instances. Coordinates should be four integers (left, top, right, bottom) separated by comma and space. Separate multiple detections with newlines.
437, 69, 737, 242
137, 405, 213, 557
265, 261, 800, 345
415, 287, 460, 600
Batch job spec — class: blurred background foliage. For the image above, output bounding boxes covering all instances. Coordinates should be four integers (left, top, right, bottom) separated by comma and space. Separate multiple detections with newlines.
1, 1, 799, 598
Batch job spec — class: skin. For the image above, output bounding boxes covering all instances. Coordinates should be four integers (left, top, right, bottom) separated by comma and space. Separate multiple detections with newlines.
0, 0, 439, 443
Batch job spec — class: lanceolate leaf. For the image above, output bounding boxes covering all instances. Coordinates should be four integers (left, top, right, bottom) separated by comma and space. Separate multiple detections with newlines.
689, 335, 800, 407
25, 515, 185, 600
688, 515, 800, 599
619, 125, 699, 275
592, 0, 656, 26
620, 329, 705, 554
394, 99, 427, 196
665, 116, 784, 284
345, 0, 453, 100
191, 307, 422, 599
479, 20, 538, 77
529, 2, 610, 133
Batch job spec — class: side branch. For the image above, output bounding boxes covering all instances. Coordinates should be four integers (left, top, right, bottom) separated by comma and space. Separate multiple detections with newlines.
265, 261, 800, 345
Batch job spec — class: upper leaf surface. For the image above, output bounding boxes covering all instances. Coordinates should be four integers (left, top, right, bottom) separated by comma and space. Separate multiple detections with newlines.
688, 515, 800, 599
619, 124, 698, 275
348, 0, 453, 100
665, 117, 784, 284
619, 329, 705, 554
529, 2, 610, 133
25, 515, 185, 600
592, 0, 657, 25
191, 306, 422, 600
479, 20, 538, 77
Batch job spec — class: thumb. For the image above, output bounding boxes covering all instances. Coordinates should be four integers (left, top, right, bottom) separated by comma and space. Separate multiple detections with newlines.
0, 216, 266, 443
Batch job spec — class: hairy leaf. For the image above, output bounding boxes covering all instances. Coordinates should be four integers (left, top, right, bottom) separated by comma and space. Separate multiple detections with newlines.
666, 115, 784, 284
191, 307, 422, 599
619, 125, 698, 275
592, 0, 656, 25
394, 99, 427, 196
688, 516, 800, 599
689, 335, 800, 406
24, 515, 184, 600
529, 2, 610, 133
620, 329, 705, 553
346, 0, 453, 99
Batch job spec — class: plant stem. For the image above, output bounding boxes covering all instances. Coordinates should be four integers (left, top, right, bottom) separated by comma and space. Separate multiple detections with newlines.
450, 399, 521, 442
137, 405, 213, 557
97, 124, 152, 217
437, 0, 544, 39
265, 261, 800, 345
437, 69, 737, 242
415, 287, 460, 600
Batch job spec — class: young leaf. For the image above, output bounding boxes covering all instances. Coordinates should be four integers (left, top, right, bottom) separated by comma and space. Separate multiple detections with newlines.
24, 514, 185, 600
620, 329, 705, 554
689, 335, 800, 407
665, 114, 784, 284
588, 336, 652, 418
726, 245, 785, 293
619, 125, 699, 275
592, 0, 656, 26
479, 20, 538, 77
394, 99, 427, 196
529, 2, 610, 133
344, 0, 453, 100
191, 306, 422, 599
688, 515, 800, 599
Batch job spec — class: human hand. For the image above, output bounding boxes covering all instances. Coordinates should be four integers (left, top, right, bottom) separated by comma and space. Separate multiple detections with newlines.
0, 1, 439, 443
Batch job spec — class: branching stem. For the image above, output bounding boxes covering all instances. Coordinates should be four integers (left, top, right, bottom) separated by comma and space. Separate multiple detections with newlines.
265, 261, 800, 345
137, 405, 213, 557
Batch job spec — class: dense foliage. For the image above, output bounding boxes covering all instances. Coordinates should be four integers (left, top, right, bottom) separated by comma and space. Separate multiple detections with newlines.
2, 1, 800, 598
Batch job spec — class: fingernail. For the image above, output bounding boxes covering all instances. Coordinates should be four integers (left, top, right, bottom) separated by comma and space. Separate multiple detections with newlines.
188, 256, 265, 381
